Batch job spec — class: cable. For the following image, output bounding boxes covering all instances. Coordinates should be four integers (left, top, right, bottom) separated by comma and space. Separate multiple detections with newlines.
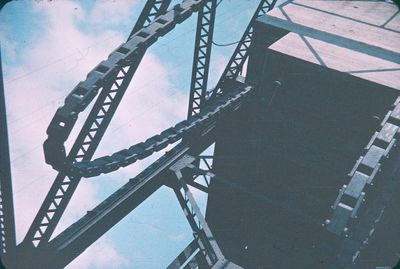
4, 33, 122, 85
212, 0, 249, 47
212, 40, 240, 47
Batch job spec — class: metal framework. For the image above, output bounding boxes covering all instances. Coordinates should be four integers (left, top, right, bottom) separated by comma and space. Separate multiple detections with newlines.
25, 0, 174, 249
170, 156, 224, 267
0, 0, 279, 268
210, 0, 278, 98
168, 155, 242, 269
0, 46, 16, 263
4, 0, 397, 268
187, 0, 217, 117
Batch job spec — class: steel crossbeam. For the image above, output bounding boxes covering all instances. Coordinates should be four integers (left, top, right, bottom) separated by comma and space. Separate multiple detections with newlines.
210, 0, 277, 98
0, 47, 16, 264
188, 0, 217, 117
23, 0, 172, 248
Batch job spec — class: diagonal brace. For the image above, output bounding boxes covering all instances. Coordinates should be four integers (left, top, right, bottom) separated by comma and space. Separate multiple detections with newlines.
170, 155, 243, 268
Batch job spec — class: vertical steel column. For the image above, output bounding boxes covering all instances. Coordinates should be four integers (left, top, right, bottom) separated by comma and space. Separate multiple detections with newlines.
187, 0, 217, 117
0, 47, 16, 259
22, 1, 172, 248
211, 0, 277, 98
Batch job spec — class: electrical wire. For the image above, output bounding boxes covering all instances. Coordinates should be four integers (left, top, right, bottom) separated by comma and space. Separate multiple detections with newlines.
212, 39, 240, 47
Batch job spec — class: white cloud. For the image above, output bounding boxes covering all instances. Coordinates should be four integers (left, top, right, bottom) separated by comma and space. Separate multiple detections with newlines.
0, 26, 18, 63
89, 0, 139, 28
2, 1, 188, 268
68, 236, 130, 269
4, 1, 128, 243
2, 0, 255, 265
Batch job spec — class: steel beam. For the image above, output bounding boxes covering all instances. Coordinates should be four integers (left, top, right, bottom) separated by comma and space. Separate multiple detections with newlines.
0, 46, 16, 262
22, 1, 173, 248
188, 0, 217, 117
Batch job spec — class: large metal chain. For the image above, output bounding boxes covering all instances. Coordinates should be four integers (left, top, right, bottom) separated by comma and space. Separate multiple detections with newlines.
43, 0, 208, 174
24, 0, 202, 248
326, 96, 400, 235
48, 85, 253, 178
325, 96, 400, 267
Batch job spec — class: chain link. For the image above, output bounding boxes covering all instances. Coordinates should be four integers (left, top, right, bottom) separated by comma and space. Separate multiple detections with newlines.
325, 96, 400, 235
49, 86, 254, 178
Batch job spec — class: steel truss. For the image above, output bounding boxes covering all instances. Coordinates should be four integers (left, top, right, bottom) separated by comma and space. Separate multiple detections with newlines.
210, 0, 278, 98
187, 0, 217, 117
0, 0, 278, 268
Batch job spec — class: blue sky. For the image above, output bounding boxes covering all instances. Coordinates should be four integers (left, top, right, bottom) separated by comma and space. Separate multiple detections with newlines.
0, 1, 283, 268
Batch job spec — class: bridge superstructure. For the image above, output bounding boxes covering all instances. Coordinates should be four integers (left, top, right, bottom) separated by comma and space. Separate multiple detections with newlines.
1, 0, 399, 268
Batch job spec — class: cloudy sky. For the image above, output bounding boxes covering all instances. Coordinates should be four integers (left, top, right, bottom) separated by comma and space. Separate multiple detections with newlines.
0, 1, 280, 268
